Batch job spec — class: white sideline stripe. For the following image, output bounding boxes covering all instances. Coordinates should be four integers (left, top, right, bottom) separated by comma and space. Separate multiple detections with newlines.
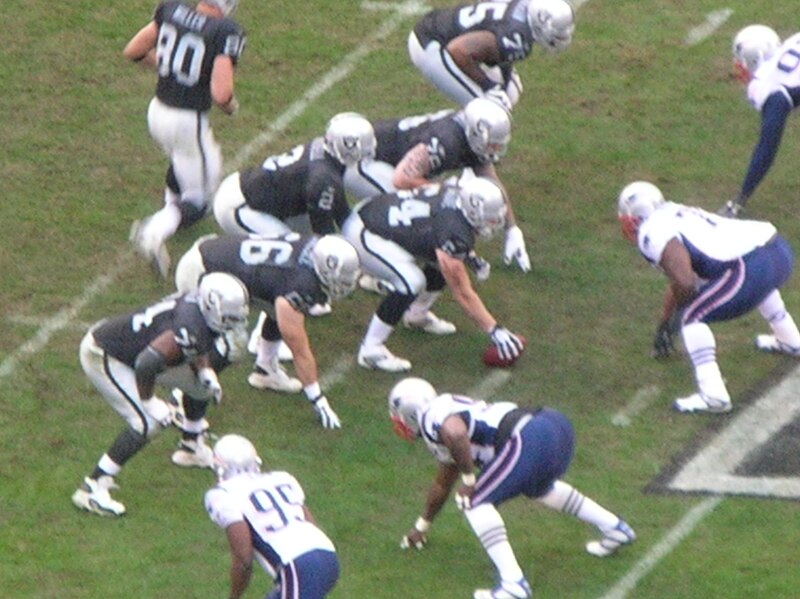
668, 363, 800, 497
9, 315, 92, 331
598, 496, 722, 599
1, 2, 421, 381
0, 253, 133, 379
685, 9, 734, 46
611, 385, 660, 427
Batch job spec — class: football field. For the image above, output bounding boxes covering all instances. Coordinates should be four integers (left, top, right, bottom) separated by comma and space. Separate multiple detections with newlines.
3, 1, 800, 598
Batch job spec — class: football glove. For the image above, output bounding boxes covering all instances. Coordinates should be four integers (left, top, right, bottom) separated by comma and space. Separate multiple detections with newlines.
142, 397, 173, 427
400, 517, 430, 550
313, 396, 341, 430
490, 326, 524, 361
466, 252, 491, 282
652, 318, 680, 359
719, 195, 746, 218
503, 226, 531, 273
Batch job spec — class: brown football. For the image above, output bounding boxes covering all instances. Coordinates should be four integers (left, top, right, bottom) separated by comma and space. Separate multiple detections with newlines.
483, 335, 527, 367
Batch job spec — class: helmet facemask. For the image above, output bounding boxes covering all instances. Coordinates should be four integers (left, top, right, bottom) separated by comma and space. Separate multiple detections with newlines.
311, 235, 362, 301
324, 112, 377, 166
198, 273, 250, 333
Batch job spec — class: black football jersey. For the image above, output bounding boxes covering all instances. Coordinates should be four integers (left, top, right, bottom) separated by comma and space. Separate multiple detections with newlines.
154, 1, 246, 111
197, 233, 328, 313
373, 110, 487, 175
92, 293, 217, 366
356, 185, 475, 262
238, 138, 349, 234
414, 1, 534, 65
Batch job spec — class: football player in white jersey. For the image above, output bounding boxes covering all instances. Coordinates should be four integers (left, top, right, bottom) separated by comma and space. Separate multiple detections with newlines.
721, 25, 800, 217
408, 0, 575, 111
205, 434, 339, 599
388, 378, 635, 599
125, 0, 246, 278
619, 181, 800, 414
71, 273, 250, 517
342, 178, 525, 372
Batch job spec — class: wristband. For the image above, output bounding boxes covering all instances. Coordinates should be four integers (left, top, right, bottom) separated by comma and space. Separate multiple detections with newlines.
414, 517, 431, 533
304, 382, 322, 402
461, 472, 476, 486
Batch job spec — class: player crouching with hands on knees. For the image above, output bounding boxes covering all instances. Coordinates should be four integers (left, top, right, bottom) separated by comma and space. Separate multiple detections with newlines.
389, 377, 635, 599
205, 434, 339, 599
71, 273, 249, 517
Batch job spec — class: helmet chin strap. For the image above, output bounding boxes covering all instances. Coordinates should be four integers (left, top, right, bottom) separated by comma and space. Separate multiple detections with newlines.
391, 416, 417, 442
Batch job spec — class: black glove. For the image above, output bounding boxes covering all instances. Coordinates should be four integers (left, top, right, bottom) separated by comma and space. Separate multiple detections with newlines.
719, 199, 745, 218
652, 320, 677, 359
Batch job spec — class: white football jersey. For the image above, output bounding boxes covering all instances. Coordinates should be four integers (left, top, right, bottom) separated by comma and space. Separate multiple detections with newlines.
418, 393, 518, 467
205, 471, 335, 578
747, 32, 800, 111
637, 202, 776, 267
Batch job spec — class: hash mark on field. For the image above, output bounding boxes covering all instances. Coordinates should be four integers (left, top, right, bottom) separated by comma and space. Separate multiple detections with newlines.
612, 385, 660, 427
598, 496, 722, 599
470, 370, 512, 399
685, 9, 734, 46
362, 0, 430, 15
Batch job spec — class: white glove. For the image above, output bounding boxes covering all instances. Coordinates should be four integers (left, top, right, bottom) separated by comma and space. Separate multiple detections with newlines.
455, 490, 472, 511
484, 85, 513, 113
197, 367, 223, 404
466, 252, 491, 282
142, 397, 173, 427
490, 326, 524, 361
313, 396, 341, 430
504, 226, 531, 273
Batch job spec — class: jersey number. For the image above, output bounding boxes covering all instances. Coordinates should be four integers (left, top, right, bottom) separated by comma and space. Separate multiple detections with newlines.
240, 239, 294, 266
388, 199, 431, 227
131, 299, 177, 332
249, 484, 305, 532
157, 23, 207, 86
458, 1, 510, 28
262, 145, 305, 171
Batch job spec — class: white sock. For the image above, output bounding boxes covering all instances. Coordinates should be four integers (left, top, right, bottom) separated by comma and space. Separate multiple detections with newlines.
759, 290, 800, 348
144, 203, 181, 243
404, 291, 441, 320
537, 480, 618, 531
681, 322, 730, 401
255, 338, 281, 371
464, 504, 524, 583
362, 315, 394, 348
98, 454, 122, 477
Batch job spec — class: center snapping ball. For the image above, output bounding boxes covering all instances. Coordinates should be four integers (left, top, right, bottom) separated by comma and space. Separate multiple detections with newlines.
483, 335, 527, 368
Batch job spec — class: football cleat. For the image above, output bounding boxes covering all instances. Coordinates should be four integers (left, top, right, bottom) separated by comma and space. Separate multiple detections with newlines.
171, 437, 214, 469
308, 302, 333, 317
586, 519, 636, 557
248, 364, 302, 393
402, 311, 457, 335
755, 334, 800, 357
129, 219, 170, 279
673, 393, 732, 414
357, 344, 412, 372
71, 475, 126, 517
473, 577, 533, 599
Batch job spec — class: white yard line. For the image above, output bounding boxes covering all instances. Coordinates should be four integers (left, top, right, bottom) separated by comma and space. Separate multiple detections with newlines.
611, 384, 661, 427
598, 496, 723, 599
1, 1, 423, 381
685, 9, 734, 46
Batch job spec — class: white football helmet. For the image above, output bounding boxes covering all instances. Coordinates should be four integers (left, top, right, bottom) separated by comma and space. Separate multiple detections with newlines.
527, 0, 575, 53
617, 181, 665, 242
198, 272, 250, 333
733, 25, 781, 82
462, 98, 512, 163
212, 434, 262, 481
388, 377, 438, 441
206, 0, 239, 17
311, 235, 361, 300
456, 177, 508, 239
324, 112, 377, 166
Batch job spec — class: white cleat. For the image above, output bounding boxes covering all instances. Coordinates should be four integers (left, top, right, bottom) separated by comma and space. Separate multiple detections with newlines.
71, 475, 126, 517
248, 364, 302, 393
473, 578, 532, 599
171, 437, 214, 469
308, 302, 333, 317
357, 344, 412, 372
673, 393, 732, 414
403, 311, 457, 335
755, 334, 800, 356
586, 518, 636, 557
129, 219, 170, 279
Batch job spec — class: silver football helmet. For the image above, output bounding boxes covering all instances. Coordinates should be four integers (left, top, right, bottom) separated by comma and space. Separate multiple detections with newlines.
733, 25, 781, 82
617, 181, 665, 242
456, 177, 508, 239
324, 112, 377, 166
212, 434, 262, 481
462, 98, 512, 163
311, 235, 361, 300
527, 0, 575, 53
206, 0, 239, 17
388, 377, 438, 441
198, 272, 250, 333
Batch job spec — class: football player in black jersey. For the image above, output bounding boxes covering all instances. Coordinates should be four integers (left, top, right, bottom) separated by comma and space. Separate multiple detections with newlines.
71, 273, 249, 517
408, 0, 574, 111
342, 178, 525, 372
125, 0, 246, 278
344, 98, 530, 273
174, 232, 361, 429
